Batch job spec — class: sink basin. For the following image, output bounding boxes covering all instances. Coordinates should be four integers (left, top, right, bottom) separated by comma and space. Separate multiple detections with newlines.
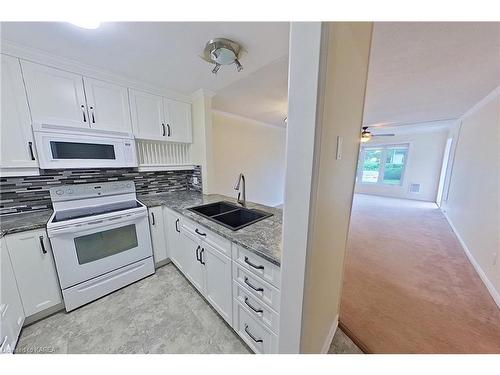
188, 201, 273, 231
189, 201, 239, 217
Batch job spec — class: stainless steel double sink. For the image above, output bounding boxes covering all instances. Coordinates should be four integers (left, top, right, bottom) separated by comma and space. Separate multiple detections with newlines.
188, 201, 273, 231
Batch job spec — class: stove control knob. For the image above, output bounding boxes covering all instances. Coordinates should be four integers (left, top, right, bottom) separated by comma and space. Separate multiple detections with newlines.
65, 188, 73, 194
55, 189, 63, 195
126, 182, 133, 188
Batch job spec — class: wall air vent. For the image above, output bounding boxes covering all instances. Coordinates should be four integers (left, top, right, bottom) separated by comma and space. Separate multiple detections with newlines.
409, 183, 421, 193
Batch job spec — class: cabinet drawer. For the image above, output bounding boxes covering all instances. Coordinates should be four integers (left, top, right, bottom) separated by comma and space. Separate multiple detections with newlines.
183, 219, 231, 258
233, 281, 279, 334
233, 264, 280, 312
233, 299, 278, 354
232, 244, 280, 288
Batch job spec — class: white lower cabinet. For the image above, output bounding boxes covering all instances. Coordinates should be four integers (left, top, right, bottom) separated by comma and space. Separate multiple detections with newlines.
1, 238, 25, 354
5, 229, 63, 318
233, 300, 278, 354
179, 227, 204, 293
178, 221, 233, 326
203, 242, 233, 325
164, 208, 183, 270
148, 206, 168, 266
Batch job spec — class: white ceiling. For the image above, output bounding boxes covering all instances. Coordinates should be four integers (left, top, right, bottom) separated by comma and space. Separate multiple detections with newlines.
212, 56, 288, 126
3, 22, 498, 129
363, 22, 500, 126
0, 22, 290, 98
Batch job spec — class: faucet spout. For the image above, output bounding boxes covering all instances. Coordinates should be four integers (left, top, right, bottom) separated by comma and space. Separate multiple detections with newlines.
234, 173, 246, 207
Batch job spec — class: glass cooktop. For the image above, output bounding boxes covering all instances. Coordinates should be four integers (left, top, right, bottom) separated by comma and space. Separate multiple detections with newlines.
52, 200, 143, 223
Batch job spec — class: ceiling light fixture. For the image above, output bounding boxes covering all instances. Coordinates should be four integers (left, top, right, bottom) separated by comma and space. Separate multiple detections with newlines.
69, 21, 101, 30
202, 38, 244, 75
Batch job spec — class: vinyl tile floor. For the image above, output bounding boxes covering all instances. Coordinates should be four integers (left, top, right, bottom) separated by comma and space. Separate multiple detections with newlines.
16, 263, 361, 354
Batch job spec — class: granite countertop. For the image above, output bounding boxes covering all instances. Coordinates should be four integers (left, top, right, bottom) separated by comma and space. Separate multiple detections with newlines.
138, 191, 283, 266
0, 209, 53, 238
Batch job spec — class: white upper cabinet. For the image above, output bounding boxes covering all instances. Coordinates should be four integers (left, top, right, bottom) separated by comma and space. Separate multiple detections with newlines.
129, 89, 165, 141
83, 77, 132, 133
21, 61, 89, 128
163, 99, 192, 143
129, 88, 192, 143
0, 55, 39, 176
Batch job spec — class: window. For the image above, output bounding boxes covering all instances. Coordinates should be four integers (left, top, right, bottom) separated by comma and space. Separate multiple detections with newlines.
357, 144, 408, 185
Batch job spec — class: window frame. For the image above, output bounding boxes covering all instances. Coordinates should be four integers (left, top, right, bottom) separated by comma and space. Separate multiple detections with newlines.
357, 143, 410, 186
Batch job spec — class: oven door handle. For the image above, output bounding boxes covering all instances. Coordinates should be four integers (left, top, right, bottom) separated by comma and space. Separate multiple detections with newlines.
48, 211, 145, 236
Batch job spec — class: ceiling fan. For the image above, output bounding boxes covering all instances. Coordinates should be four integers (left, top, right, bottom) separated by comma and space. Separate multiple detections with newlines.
360, 126, 395, 143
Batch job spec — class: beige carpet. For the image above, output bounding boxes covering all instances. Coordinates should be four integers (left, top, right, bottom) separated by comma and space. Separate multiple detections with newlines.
340, 194, 500, 353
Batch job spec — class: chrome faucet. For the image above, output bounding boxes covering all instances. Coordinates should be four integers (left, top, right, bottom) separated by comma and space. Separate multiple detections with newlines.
234, 173, 246, 207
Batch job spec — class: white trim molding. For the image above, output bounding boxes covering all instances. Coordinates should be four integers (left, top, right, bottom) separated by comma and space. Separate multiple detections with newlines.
320, 315, 339, 354
460, 85, 500, 119
442, 210, 500, 308
211, 109, 286, 130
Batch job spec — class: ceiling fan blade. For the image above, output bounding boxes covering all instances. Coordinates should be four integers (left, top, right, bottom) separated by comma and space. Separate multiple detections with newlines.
373, 134, 395, 137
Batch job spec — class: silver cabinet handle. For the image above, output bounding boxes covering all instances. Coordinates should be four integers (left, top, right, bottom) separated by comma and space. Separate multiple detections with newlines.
244, 256, 264, 270
28, 142, 36, 161
244, 297, 263, 314
244, 324, 263, 343
81, 105, 87, 122
166, 124, 171, 137
39, 236, 47, 254
162, 123, 166, 136
90, 106, 96, 123
244, 277, 263, 292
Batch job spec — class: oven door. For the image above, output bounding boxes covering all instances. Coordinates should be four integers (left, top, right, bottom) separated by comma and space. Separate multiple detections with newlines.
48, 211, 152, 289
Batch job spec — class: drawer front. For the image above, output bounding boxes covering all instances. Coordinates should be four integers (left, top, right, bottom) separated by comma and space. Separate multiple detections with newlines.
233, 264, 280, 312
233, 300, 278, 354
232, 244, 280, 288
233, 281, 279, 333
183, 219, 231, 257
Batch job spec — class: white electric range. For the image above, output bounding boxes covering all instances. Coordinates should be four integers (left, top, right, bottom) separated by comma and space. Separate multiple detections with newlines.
46, 181, 154, 311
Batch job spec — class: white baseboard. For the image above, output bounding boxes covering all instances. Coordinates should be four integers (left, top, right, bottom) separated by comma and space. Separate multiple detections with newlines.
320, 315, 339, 354
442, 210, 500, 308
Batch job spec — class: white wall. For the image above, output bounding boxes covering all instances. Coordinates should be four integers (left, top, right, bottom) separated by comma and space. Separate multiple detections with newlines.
300, 22, 373, 353
444, 88, 500, 306
355, 130, 449, 202
211, 111, 286, 206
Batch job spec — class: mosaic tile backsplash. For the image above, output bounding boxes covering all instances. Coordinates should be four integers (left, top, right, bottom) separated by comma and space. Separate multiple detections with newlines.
0, 166, 202, 215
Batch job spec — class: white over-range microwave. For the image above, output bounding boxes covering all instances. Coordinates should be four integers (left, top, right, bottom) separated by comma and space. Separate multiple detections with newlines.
33, 123, 138, 169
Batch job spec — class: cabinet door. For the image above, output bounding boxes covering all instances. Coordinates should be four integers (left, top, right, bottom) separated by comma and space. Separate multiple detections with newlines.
203, 242, 233, 325
148, 206, 167, 266
5, 230, 63, 317
83, 77, 132, 132
165, 208, 182, 267
163, 98, 192, 143
129, 89, 165, 140
179, 227, 205, 293
0, 55, 38, 174
1, 238, 25, 353
21, 61, 88, 128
